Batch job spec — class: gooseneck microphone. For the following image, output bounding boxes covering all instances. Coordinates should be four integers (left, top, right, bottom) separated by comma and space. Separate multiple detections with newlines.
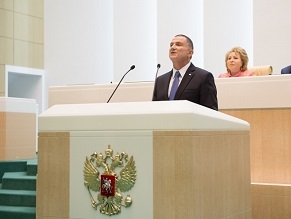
155, 64, 161, 80
152, 64, 161, 100
107, 65, 135, 103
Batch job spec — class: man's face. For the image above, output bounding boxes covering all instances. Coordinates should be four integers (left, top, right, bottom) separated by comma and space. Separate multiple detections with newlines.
169, 36, 193, 63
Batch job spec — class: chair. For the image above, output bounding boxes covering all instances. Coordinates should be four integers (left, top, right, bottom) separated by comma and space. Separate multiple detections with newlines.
248, 65, 273, 76
281, 65, 291, 74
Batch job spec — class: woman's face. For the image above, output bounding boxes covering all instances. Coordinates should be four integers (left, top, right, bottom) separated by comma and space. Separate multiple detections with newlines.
227, 52, 243, 73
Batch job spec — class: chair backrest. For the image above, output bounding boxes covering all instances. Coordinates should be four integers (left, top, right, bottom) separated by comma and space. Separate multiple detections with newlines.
281, 65, 291, 74
248, 65, 273, 76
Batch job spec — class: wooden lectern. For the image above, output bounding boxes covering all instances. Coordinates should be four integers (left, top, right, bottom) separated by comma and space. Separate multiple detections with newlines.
36, 100, 251, 219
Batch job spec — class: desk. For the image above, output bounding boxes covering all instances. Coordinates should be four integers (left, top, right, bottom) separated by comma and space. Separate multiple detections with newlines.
48, 74, 291, 219
216, 75, 291, 219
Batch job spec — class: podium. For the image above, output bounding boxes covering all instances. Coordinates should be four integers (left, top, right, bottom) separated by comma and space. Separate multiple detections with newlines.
36, 100, 251, 219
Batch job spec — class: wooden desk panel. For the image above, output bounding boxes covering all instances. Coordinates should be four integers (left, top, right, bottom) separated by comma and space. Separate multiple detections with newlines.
221, 108, 291, 184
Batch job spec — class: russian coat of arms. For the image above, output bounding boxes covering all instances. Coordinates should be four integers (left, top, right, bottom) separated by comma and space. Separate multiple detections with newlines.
83, 145, 137, 216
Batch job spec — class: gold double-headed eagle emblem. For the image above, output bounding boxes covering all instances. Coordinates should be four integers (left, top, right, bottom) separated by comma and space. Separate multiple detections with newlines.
83, 145, 137, 216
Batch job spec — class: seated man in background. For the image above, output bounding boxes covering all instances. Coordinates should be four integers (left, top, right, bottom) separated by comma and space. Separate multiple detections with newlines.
218, 47, 254, 78
281, 65, 291, 74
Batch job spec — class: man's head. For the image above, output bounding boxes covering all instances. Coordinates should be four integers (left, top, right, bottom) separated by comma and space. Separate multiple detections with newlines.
169, 34, 194, 69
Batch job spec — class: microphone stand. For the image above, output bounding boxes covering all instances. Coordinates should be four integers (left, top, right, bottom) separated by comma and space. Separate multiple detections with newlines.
152, 64, 161, 100
107, 65, 135, 103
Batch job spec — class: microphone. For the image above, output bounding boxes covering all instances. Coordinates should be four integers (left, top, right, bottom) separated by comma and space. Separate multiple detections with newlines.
155, 64, 161, 80
107, 65, 135, 103
152, 64, 161, 100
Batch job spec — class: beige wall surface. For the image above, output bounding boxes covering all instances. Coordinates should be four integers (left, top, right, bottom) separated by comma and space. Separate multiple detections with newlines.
14, 0, 43, 18
0, 0, 44, 76
0, 0, 13, 10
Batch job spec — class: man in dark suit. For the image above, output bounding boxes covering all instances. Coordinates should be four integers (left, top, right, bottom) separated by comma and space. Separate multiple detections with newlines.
152, 34, 218, 110
281, 65, 291, 74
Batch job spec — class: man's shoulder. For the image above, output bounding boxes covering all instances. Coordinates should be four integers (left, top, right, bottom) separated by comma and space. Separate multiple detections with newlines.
158, 70, 172, 78
191, 64, 213, 75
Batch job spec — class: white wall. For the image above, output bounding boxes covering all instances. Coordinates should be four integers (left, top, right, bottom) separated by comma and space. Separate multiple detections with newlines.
254, 0, 291, 74
204, 0, 253, 75
44, 0, 291, 109
44, 0, 114, 87
113, 0, 157, 82
157, 0, 204, 76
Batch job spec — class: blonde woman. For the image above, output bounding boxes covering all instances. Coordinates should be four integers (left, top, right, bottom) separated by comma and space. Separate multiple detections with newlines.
218, 47, 254, 78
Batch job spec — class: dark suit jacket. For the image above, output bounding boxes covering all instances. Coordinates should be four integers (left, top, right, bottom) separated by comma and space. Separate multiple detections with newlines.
152, 63, 218, 110
281, 65, 291, 74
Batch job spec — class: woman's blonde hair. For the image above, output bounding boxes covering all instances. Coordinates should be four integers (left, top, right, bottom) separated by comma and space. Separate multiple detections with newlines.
225, 47, 249, 72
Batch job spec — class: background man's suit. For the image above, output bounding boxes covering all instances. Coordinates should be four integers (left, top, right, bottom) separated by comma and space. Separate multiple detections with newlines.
152, 63, 218, 110
281, 65, 291, 74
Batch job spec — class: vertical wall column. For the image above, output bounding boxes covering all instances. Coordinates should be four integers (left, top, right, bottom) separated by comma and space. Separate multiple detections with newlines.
157, 0, 204, 74
0, 2, 13, 96
113, 0, 157, 82
203, 0, 253, 75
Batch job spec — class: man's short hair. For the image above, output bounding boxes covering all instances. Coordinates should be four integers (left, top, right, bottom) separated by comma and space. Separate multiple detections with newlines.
175, 34, 194, 50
